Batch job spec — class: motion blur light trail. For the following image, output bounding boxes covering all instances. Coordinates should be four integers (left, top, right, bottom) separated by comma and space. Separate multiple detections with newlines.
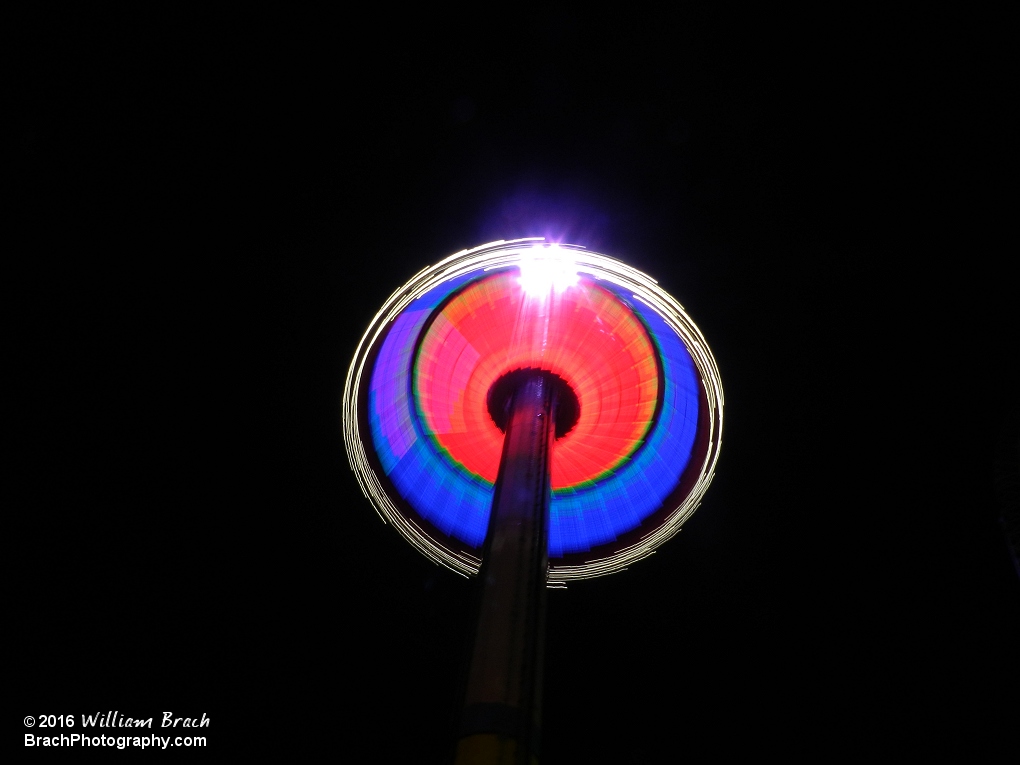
343, 239, 723, 582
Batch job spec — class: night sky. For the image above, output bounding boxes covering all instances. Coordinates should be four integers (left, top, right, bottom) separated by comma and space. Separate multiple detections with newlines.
18, 7, 1017, 761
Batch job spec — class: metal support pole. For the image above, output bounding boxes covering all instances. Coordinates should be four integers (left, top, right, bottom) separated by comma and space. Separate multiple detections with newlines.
455, 371, 556, 765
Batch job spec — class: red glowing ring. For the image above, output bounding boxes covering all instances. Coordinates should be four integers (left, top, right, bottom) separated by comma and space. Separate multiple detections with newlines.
413, 271, 662, 489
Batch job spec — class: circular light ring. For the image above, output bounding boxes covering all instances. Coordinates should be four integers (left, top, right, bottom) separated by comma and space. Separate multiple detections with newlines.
414, 271, 661, 490
343, 239, 724, 582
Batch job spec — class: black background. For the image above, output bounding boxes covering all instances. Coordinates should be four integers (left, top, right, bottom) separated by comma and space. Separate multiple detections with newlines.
17, 6, 1017, 761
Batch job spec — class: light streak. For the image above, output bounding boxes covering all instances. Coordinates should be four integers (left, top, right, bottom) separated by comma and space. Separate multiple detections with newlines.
342, 239, 723, 582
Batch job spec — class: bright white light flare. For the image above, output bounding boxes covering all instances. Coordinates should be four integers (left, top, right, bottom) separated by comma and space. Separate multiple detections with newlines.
517, 244, 580, 295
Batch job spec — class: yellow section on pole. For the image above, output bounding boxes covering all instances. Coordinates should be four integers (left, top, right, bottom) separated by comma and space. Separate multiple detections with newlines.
454, 734, 538, 765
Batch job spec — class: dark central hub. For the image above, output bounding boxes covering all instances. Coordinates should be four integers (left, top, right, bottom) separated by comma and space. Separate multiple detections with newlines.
487, 368, 580, 439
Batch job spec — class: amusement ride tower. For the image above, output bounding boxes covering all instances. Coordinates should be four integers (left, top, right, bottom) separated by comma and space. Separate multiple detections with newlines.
343, 239, 723, 764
